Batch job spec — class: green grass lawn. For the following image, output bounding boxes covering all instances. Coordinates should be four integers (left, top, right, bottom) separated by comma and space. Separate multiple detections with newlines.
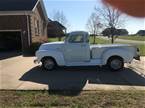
48, 37, 111, 44
137, 44, 145, 56
47, 37, 145, 56
118, 36, 145, 41
90, 36, 110, 44
0, 90, 145, 108
48, 37, 65, 42
48, 38, 60, 42
94, 37, 145, 56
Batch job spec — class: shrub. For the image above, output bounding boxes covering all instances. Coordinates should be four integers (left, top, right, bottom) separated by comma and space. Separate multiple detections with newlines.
27, 43, 42, 56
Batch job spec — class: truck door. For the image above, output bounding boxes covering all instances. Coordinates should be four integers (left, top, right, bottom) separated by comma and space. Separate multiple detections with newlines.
64, 33, 90, 62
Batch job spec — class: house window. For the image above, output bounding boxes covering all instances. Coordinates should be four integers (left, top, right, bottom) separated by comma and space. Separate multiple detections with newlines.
37, 20, 40, 35
35, 19, 39, 36
40, 20, 44, 36
42, 22, 46, 36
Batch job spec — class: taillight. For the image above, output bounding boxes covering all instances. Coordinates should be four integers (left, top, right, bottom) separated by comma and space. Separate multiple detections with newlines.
137, 48, 140, 52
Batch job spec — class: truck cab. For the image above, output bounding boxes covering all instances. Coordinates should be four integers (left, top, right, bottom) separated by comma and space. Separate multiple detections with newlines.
64, 31, 90, 62
35, 31, 140, 71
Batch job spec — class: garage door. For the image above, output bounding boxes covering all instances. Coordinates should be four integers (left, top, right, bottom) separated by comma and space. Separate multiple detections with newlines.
0, 31, 22, 51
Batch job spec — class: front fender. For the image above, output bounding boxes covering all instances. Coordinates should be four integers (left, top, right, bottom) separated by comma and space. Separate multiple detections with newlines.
102, 48, 133, 65
36, 50, 65, 66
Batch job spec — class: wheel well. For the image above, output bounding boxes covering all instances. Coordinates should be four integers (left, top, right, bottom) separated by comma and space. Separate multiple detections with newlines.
107, 55, 124, 64
41, 56, 57, 65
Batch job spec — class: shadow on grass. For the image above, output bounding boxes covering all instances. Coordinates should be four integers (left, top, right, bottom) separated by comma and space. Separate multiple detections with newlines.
20, 66, 145, 96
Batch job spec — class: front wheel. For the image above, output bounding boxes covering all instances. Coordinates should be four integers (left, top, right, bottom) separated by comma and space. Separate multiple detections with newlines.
107, 57, 124, 71
42, 58, 56, 71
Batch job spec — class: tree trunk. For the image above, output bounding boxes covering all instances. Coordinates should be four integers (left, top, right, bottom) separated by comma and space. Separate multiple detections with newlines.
58, 37, 61, 41
111, 27, 115, 44
111, 35, 114, 44
93, 35, 96, 44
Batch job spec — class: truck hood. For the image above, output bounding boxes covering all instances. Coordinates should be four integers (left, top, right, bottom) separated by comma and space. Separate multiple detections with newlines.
39, 41, 65, 50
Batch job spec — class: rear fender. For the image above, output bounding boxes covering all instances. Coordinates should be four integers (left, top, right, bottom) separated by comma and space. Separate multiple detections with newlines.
102, 48, 133, 65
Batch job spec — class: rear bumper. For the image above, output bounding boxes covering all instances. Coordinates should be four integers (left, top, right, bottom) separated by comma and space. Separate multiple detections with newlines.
134, 55, 140, 61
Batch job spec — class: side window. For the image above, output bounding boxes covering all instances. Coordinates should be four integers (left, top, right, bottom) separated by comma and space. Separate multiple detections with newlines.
68, 35, 84, 43
34, 19, 39, 36
85, 35, 89, 43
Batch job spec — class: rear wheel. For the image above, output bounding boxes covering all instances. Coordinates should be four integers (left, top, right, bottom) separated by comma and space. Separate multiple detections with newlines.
42, 58, 56, 70
107, 56, 124, 71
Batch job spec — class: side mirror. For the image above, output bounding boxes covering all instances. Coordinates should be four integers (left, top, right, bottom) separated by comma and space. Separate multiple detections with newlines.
86, 38, 89, 43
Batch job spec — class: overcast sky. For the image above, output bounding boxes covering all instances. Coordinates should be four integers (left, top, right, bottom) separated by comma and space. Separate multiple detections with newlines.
44, 0, 145, 34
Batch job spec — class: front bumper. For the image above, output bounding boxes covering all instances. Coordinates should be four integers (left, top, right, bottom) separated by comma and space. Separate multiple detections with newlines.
34, 58, 41, 64
134, 55, 140, 61
34, 59, 38, 64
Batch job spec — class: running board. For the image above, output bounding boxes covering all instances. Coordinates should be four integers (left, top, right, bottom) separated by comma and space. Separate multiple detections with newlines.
65, 59, 102, 66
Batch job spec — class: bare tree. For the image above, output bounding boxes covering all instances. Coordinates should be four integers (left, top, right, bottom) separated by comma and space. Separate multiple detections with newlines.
53, 10, 68, 29
86, 13, 103, 44
95, 4, 124, 43
52, 10, 68, 41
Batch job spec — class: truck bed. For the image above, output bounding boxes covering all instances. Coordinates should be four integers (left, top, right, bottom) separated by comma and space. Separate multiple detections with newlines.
90, 44, 133, 59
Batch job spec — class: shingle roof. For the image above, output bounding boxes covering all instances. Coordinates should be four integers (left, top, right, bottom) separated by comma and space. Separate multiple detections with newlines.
51, 21, 66, 29
0, 0, 38, 11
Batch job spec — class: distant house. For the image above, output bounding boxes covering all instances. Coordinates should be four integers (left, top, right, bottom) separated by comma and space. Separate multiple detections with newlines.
136, 30, 145, 36
47, 20, 66, 38
102, 28, 128, 36
116, 29, 129, 36
0, 0, 48, 54
102, 28, 112, 36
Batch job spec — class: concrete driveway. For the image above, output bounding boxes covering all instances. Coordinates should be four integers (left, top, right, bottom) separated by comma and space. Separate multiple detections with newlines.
0, 54, 145, 90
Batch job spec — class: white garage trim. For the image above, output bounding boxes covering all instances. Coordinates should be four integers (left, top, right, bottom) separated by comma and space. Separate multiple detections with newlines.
0, 30, 21, 32
26, 15, 31, 46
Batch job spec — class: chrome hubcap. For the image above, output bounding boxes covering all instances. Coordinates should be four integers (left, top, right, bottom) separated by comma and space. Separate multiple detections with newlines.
110, 59, 122, 70
44, 59, 54, 70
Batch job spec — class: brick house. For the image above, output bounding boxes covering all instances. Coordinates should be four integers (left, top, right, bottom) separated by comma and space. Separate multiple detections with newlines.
0, 0, 48, 54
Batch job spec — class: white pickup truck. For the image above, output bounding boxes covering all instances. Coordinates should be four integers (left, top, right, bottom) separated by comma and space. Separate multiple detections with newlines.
35, 31, 140, 71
